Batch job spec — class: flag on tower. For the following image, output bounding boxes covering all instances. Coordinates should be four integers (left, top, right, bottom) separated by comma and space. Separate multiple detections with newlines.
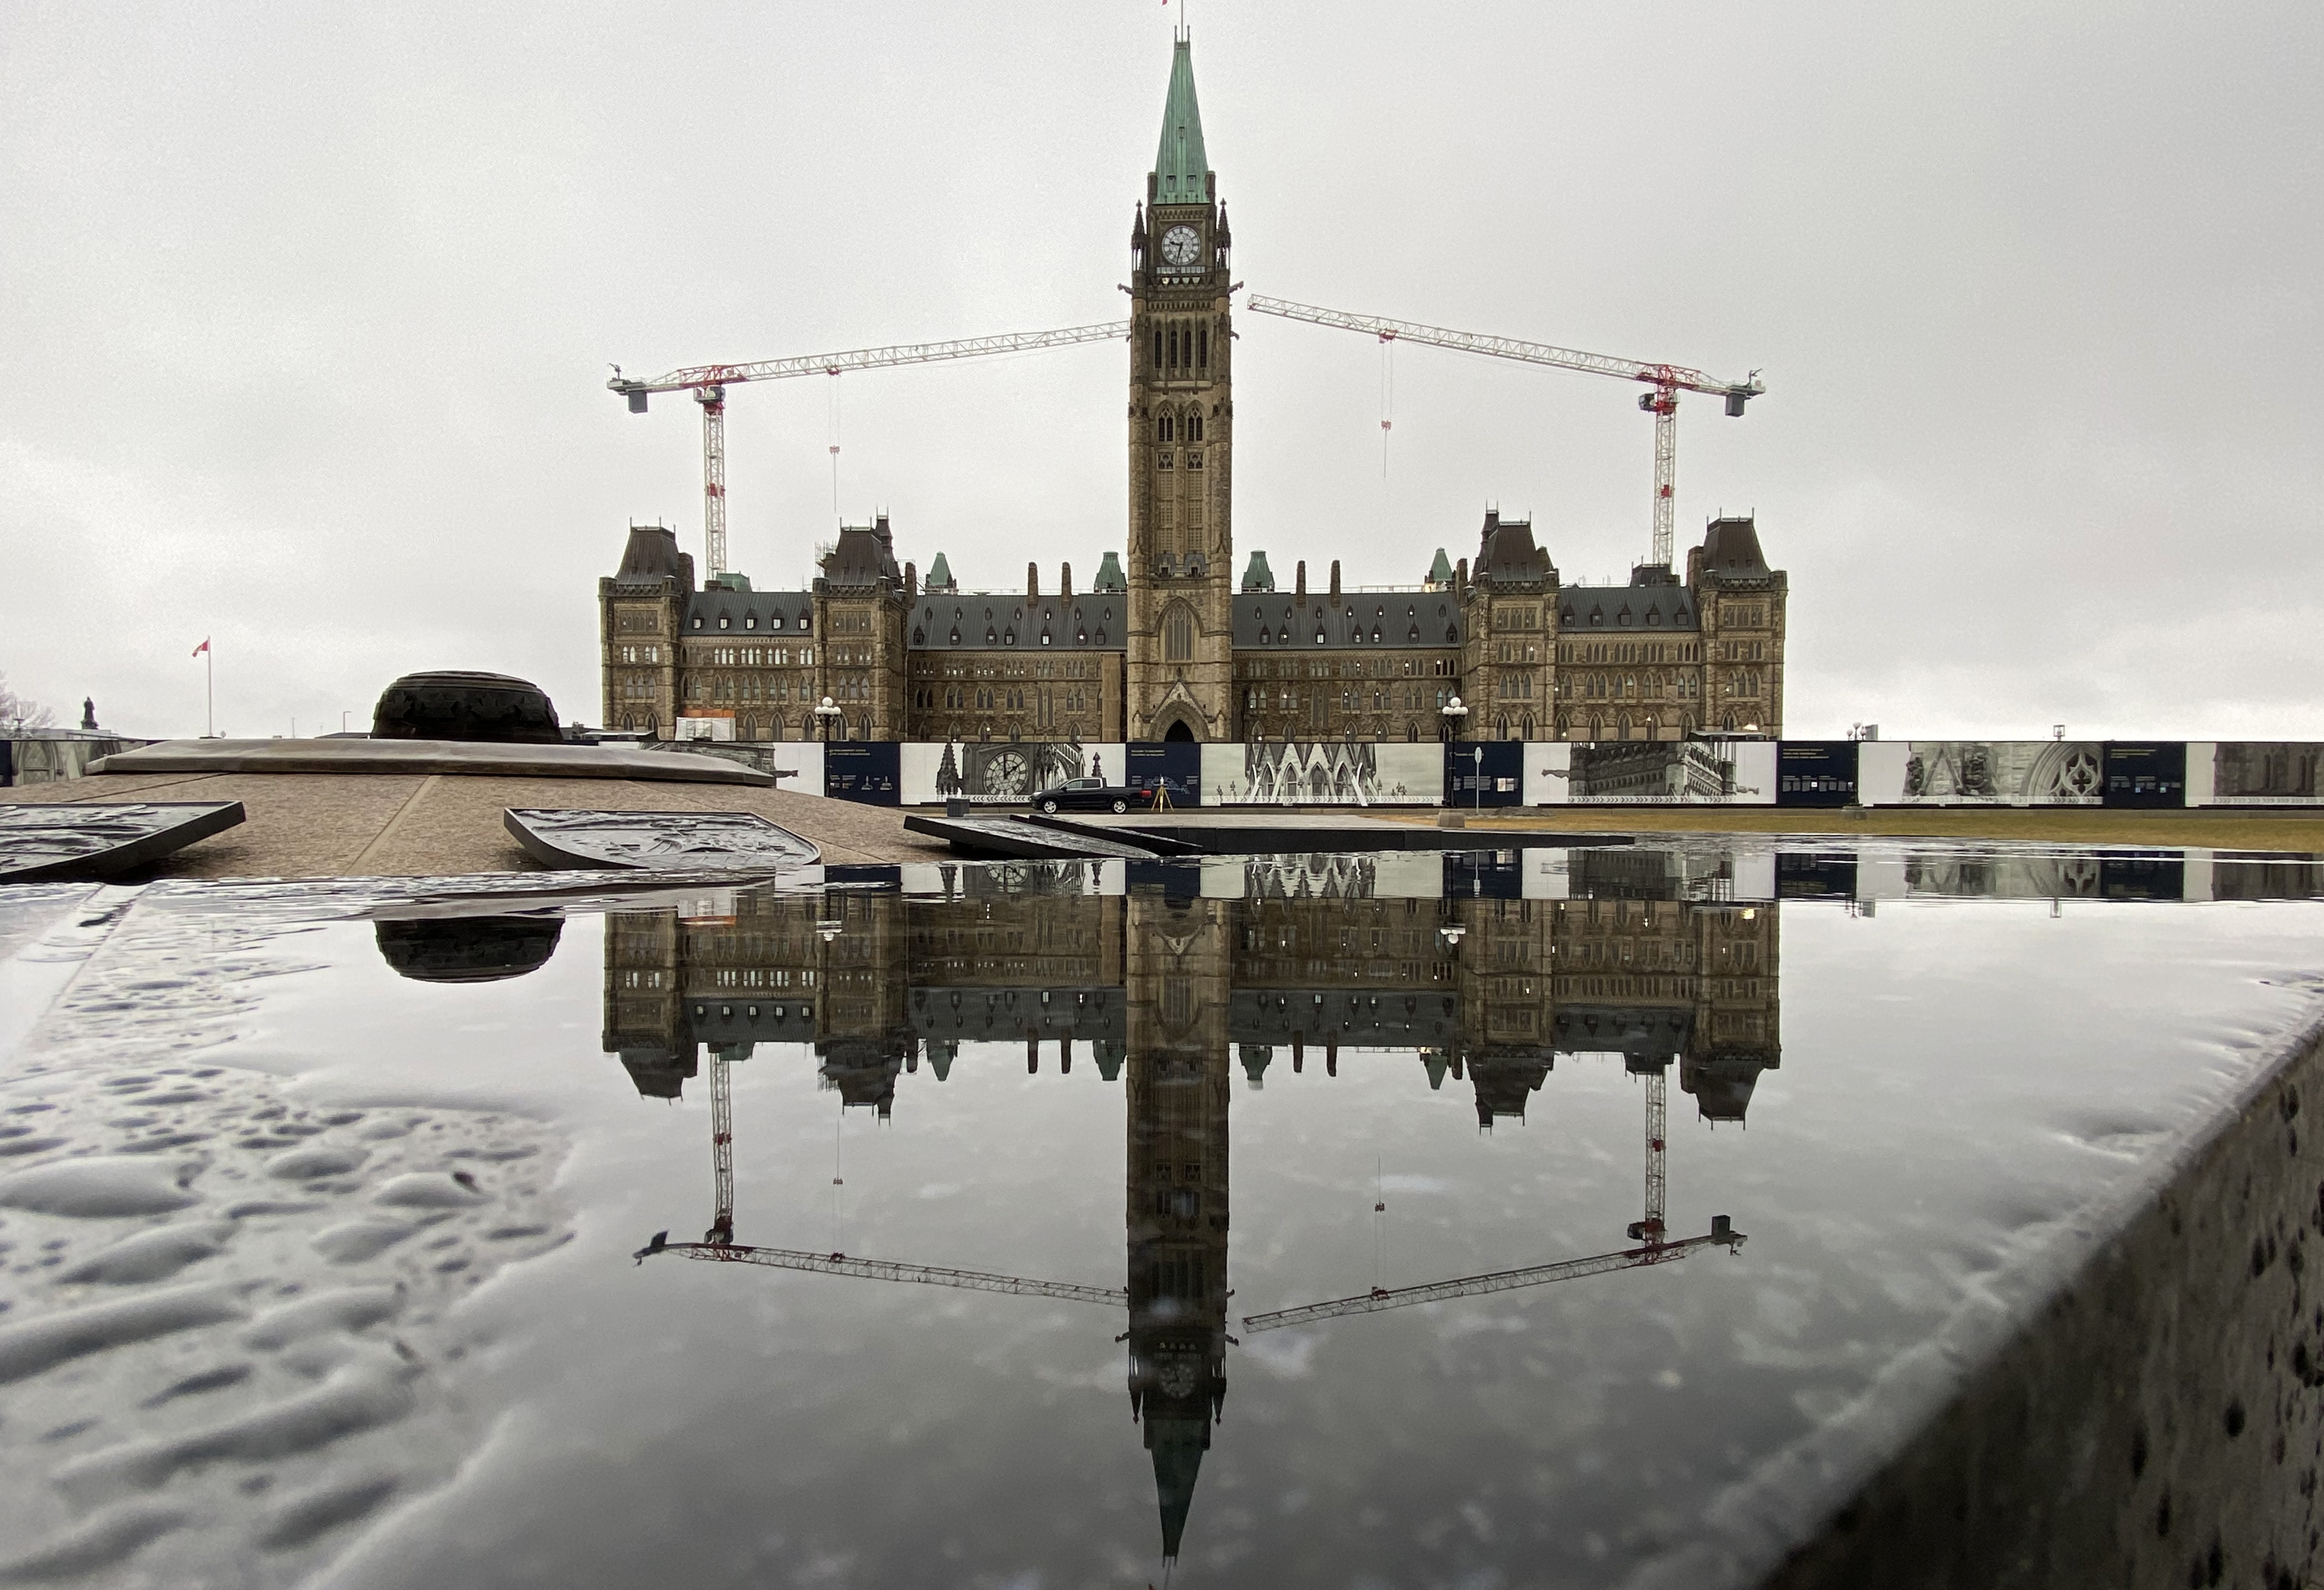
192, 638, 210, 657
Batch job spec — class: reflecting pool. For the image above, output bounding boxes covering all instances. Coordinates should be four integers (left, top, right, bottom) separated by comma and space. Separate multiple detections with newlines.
1, 842, 2320, 1588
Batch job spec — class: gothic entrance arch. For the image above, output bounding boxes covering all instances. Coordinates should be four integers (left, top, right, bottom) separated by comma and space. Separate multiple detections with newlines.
1162, 718, 1198, 743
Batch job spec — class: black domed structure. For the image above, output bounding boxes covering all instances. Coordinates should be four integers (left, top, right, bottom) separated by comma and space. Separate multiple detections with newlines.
374, 915, 564, 983
372, 671, 563, 743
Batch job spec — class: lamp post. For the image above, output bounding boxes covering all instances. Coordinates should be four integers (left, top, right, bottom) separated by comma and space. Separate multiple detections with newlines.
1440, 694, 1474, 811
815, 696, 842, 742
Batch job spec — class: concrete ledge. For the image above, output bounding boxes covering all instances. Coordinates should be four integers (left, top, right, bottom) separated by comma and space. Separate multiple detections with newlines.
1643, 1010, 2324, 1589
91, 737, 774, 786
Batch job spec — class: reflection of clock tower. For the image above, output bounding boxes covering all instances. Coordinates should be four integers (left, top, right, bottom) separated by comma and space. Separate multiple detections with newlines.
1126, 33, 1234, 742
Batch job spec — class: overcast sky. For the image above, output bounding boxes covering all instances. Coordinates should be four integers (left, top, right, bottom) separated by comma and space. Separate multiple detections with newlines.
4, 1, 2317, 742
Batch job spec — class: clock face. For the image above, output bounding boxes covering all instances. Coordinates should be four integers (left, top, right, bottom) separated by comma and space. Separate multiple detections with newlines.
1160, 224, 1202, 268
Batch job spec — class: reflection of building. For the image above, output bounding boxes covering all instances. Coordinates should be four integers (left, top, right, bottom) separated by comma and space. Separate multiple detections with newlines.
601, 875, 1782, 1562
601, 884, 1782, 1126
599, 42, 1790, 747
1123, 894, 1232, 1560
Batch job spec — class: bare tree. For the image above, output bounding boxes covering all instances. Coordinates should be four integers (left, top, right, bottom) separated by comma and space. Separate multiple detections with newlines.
0, 672, 55, 736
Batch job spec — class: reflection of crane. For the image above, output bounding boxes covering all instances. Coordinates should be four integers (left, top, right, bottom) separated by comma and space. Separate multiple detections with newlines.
1627, 1068, 1668, 1246
608, 322, 1129, 579
633, 1051, 1124, 1307
1244, 295, 1764, 570
1240, 1217, 1744, 1334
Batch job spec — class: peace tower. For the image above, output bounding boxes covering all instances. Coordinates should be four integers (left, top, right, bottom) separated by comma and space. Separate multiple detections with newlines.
1123, 34, 1235, 742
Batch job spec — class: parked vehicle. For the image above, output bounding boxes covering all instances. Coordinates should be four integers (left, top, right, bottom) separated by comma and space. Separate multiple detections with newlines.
1028, 777, 1160, 815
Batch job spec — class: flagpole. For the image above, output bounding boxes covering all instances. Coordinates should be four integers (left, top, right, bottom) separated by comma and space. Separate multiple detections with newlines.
206, 645, 214, 738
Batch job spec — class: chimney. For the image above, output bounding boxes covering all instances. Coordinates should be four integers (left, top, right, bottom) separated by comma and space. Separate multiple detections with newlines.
1456, 557, 1469, 593
1028, 562, 1040, 599
904, 561, 917, 600
1060, 562, 1073, 599
1295, 560, 1308, 603
1329, 560, 1342, 602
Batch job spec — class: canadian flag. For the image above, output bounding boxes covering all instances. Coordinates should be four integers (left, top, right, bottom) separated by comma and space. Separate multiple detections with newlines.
192, 638, 210, 657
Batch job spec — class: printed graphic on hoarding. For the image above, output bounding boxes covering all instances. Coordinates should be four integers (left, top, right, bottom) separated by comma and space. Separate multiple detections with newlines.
1203, 741, 1442, 805
901, 740, 1120, 806
1566, 740, 1773, 804
1443, 742, 1523, 807
1124, 743, 1201, 806
1776, 742, 1859, 808
823, 742, 900, 805
1897, 741, 2102, 805
2101, 743, 2187, 809
2208, 743, 2324, 805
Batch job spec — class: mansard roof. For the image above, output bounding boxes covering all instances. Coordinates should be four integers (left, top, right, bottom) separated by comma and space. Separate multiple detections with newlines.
1472, 509, 1556, 586
1240, 550, 1276, 592
819, 516, 901, 588
1698, 516, 1771, 580
611, 523, 693, 590
685, 587, 814, 634
908, 594, 1128, 651
1091, 551, 1128, 592
1233, 592, 1465, 650
1557, 584, 1697, 632
1152, 36, 1211, 206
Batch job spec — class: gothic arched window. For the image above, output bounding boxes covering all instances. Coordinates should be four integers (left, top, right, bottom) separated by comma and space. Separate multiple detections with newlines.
1186, 411, 1204, 443
1158, 413, 1174, 443
1164, 607, 1195, 662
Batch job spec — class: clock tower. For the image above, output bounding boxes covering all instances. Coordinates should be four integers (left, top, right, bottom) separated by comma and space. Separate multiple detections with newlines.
1126, 34, 1234, 743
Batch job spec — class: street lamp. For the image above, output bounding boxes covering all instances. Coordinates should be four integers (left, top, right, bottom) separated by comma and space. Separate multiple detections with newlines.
1440, 694, 1468, 741
815, 695, 843, 742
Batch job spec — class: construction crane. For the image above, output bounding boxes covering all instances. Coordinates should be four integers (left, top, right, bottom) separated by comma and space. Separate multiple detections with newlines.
1240, 1216, 1745, 1334
632, 1049, 1125, 1308
608, 321, 1131, 579
1244, 295, 1764, 570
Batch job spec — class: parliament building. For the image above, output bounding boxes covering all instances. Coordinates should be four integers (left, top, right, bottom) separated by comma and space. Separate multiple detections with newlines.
600, 39, 1789, 748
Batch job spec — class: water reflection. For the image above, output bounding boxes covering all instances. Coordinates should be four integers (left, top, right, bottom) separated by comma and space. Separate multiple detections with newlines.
608, 864, 1779, 1561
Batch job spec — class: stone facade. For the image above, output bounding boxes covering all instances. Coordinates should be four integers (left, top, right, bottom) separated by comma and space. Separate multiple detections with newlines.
598, 42, 1789, 747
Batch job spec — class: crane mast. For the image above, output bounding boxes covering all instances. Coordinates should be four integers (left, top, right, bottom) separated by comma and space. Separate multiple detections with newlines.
1243, 295, 1764, 570
1628, 1068, 1668, 1247
610, 321, 1131, 580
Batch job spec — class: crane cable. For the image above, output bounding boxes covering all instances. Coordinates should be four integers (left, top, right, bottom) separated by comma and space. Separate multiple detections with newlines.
826, 371, 843, 526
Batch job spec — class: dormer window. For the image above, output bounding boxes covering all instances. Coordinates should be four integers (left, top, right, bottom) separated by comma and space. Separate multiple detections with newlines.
1040, 632, 1051, 645
744, 615, 757, 629
718, 616, 730, 629
912, 628, 925, 645
1004, 629, 1016, 645
950, 629, 961, 645
985, 628, 998, 644
691, 617, 703, 629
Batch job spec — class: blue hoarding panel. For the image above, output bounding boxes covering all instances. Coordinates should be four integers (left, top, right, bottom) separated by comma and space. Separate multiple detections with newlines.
1444, 742, 1523, 807
824, 742, 901, 805
2102, 743, 2187, 809
1125, 742, 1202, 807
1777, 741, 1859, 807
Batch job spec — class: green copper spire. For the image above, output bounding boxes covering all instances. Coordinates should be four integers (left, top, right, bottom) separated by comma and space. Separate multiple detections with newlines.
1152, 36, 1209, 205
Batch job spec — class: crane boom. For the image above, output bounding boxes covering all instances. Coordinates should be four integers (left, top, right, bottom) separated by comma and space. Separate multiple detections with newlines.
609, 322, 1132, 399
1243, 294, 1764, 569
608, 320, 1129, 578
1241, 1218, 1744, 1334
636, 1231, 1128, 1307
1244, 296, 1754, 399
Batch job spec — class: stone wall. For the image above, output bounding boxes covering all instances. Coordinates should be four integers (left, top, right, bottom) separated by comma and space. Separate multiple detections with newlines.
1755, 1016, 2324, 1589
